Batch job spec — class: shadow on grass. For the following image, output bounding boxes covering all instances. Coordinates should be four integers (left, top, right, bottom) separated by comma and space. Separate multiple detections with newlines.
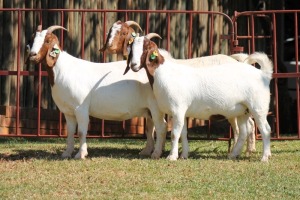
0, 146, 235, 161
0, 149, 62, 161
0, 137, 259, 161
0, 146, 145, 161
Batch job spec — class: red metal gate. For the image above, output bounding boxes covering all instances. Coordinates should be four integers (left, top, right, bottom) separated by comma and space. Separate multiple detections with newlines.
0, 8, 299, 141
232, 10, 300, 140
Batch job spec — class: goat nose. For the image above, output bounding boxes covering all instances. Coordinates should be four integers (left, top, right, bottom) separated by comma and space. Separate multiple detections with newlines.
30, 52, 36, 56
130, 63, 137, 68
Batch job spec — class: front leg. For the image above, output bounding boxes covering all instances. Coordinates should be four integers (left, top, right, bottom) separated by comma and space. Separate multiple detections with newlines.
74, 109, 89, 159
150, 112, 167, 159
167, 114, 185, 161
62, 114, 77, 159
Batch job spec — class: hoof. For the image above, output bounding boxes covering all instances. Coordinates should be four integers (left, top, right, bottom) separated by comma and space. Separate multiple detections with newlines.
167, 154, 178, 161
139, 148, 153, 156
180, 153, 188, 159
151, 151, 162, 159
228, 153, 238, 160
261, 154, 271, 162
61, 151, 72, 159
74, 151, 88, 159
245, 149, 256, 157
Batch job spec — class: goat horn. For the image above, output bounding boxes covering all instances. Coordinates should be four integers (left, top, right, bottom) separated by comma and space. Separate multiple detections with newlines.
125, 21, 143, 32
145, 33, 162, 40
37, 25, 42, 32
47, 25, 68, 34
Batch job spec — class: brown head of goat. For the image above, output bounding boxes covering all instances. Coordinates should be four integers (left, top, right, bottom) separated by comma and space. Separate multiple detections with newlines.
28, 25, 67, 86
99, 20, 142, 58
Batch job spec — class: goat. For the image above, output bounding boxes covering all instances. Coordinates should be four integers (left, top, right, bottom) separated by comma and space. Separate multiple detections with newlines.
125, 34, 257, 156
158, 50, 257, 155
127, 37, 273, 162
28, 25, 167, 159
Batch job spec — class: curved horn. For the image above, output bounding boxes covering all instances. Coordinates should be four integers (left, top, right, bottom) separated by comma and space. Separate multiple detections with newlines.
46, 25, 68, 34
125, 21, 143, 32
145, 33, 162, 40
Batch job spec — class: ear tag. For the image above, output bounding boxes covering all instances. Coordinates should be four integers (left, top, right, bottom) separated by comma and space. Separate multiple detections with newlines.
131, 32, 136, 37
50, 44, 60, 57
128, 38, 134, 44
150, 50, 158, 60
49, 51, 57, 58
53, 48, 60, 54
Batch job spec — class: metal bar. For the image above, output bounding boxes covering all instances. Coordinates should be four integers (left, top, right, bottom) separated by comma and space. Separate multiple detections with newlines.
272, 13, 280, 138
102, 12, 107, 62
36, 11, 43, 136
209, 13, 214, 55
16, 10, 21, 135
295, 13, 300, 138
146, 12, 149, 34
250, 14, 255, 53
167, 13, 170, 51
188, 13, 192, 58
81, 11, 85, 59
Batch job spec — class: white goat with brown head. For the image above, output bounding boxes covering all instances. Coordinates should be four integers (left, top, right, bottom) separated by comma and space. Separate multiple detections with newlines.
28, 25, 167, 159
125, 34, 257, 156
127, 38, 273, 162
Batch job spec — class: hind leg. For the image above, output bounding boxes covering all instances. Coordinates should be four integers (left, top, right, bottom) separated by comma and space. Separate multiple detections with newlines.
246, 118, 256, 156
228, 114, 250, 159
150, 112, 167, 159
139, 117, 155, 156
252, 114, 271, 162
180, 118, 189, 159
228, 118, 239, 146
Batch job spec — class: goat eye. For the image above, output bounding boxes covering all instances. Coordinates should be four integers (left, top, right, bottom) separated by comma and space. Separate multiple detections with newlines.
122, 32, 127, 35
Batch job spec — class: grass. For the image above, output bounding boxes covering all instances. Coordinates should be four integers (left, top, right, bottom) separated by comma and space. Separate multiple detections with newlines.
0, 137, 300, 199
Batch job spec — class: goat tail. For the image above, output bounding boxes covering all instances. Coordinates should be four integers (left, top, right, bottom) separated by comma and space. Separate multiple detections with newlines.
230, 53, 249, 63
245, 52, 273, 80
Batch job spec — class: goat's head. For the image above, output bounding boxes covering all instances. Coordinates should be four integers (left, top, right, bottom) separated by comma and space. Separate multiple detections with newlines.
99, 20, 142, 57
124, 33, 162, 74
125, 36, 164, 88
28, 25, 67, 67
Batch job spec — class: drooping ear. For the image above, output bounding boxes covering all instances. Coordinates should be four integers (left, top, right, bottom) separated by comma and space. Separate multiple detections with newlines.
145, 49, 162, 76
124, 46, 133, 75
123, 31, 136, 57
46, 44, 60, 67
99, 27, 112, 52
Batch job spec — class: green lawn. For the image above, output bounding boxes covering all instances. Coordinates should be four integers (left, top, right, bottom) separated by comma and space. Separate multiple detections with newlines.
0, 137, 300, 199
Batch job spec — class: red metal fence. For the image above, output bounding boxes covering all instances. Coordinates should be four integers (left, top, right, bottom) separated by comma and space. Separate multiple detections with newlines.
0, 9, 299, 141
232, 10, 300, 140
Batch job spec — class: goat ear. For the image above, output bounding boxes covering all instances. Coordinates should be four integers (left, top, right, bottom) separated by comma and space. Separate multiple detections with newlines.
123, 30, 136, 57
124, 48, 133, 75
46, 44, 60, 67
145, 49, 164, 76
123, 34, 131, 57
